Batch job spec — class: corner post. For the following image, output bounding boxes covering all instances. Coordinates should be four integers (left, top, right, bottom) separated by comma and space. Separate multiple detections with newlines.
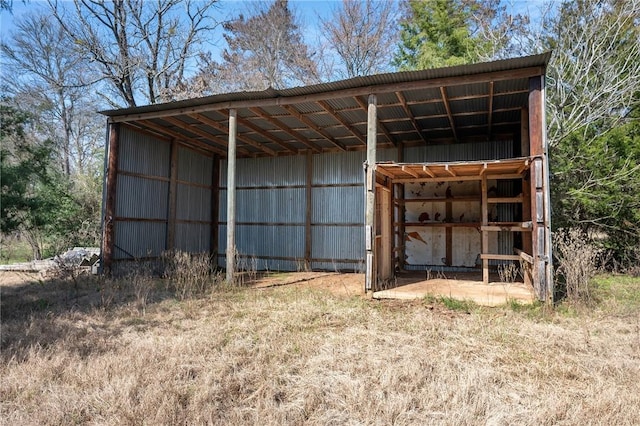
102, 122, 119, 274
529, 75, 552, 303
365, 94, 377, 292
226, 109, 237, 283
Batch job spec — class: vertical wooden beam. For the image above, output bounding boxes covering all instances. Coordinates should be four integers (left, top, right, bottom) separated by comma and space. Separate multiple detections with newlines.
397, 142, 405, 272
102, 122, 119, 274
226, 109, 237, 283
481, 175, 489, 284
380, 185, 392, 280
365, 94, 377, 291
304, 150, 313, 270
445, 198, 452, 266
166, 140, 178, 251
210, 154, 220, 267
529, 75, 552, 302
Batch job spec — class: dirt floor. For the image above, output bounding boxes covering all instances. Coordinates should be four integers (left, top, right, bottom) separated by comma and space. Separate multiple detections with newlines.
0, 269, 535, 307
249, 270, 535, 306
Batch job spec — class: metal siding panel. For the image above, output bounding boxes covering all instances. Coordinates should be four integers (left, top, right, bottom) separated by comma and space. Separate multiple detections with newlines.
403, 140, 513, 162
175, 223, 211, 253
177, 146, 213, 185
313, 150, 366, 184
176, 184, 211, 222
220, 155, 306, 187
113, 221, 166, 259
312, 186, 363, 224
239, 188, 305, 223
311, 225, 364, 261
236, 225, 305, 258
115, 174, 168, 220
118, 126, 170, 177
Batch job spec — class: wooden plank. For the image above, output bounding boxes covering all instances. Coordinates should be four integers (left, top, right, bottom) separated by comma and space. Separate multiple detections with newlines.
487, 196, 523, 203
226, 109, 237, 283
102, 123, 120, 274
481, 225, 531, 232
529, 76, 544, 157
514, 248, 534, 264
480, 254, 520, 261
365, 94, 377, 291
481, 174, 489, 284
380, 188, 392, 279
398, 222, 480, 227
166, 139, 178, 251
401, 165, 420, 178
399, 196, 480, 203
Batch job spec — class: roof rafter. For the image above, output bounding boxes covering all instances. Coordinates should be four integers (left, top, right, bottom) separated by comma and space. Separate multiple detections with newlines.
316, 100, 366, 145
440, 86, 458, 142
280, 104, 346, 151
248, 107, 322, 153
234, 116, 297, 154
138, 119, 229, 156
396, 91, 428, 144
187, 113, 276, 156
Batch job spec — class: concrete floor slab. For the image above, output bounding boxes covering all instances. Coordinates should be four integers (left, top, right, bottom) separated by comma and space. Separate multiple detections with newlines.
373, 272, 536, 307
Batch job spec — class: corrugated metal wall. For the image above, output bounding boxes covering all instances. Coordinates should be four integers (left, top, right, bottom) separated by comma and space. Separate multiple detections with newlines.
218, 148, 396, 271
113, 127, 214, 263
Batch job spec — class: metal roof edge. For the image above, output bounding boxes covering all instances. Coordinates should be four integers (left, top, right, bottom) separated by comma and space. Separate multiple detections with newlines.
100, 51, 552, 117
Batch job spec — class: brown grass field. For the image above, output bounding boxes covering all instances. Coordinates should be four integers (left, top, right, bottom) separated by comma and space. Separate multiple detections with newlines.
1, 270, 639, 425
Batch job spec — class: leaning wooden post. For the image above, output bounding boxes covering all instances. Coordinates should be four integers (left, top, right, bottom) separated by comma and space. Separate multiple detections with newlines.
102, 122, 119, 275
226, 109, 237, 283
365, 94, 377, 292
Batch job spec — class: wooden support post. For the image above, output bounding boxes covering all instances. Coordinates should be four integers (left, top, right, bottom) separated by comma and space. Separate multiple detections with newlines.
211, 154, 220, 267
102, 122, 120, 274
397, 142, 405, 272
226, 109, 237, 283
379, 184, 392, 280
481, 175, 489, 284
529, 75, 552, 303
304, 150, 313, 270
166, 140, 178, 251
365, 94, 377, 292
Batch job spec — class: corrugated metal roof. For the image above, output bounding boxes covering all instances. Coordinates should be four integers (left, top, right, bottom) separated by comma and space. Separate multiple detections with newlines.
102, 52, 551, 157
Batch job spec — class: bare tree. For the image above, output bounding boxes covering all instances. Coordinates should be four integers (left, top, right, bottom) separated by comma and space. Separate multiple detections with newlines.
212, 0, 319, 91
1, 12, 101, 177
319, 0, 399, 79
47, 0, 219, 107
531, 0, 640, 147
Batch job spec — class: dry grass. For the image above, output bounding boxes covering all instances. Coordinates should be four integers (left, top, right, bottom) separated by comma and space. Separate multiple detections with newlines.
1, 271, 640, 425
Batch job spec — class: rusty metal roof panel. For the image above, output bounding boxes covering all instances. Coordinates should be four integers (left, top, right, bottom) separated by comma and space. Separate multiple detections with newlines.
451, 97, 487, 114
411, 102, 447, 117
493, 92, 528, 110
102, 53, 551, 117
